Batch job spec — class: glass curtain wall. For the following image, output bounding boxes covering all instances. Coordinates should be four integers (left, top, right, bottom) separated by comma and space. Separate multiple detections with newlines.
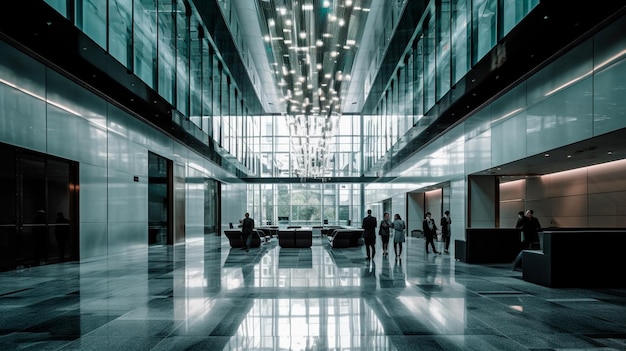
250, 183, 362, 228
363, 0, 538, 174
43, 0, 540, 223
45, 0, 260, 175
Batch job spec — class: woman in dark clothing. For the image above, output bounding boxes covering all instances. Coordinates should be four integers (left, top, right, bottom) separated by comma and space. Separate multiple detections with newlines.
379, 212, 392, 257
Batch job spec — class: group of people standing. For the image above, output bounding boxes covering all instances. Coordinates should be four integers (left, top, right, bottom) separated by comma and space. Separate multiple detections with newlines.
362, 210, 407, 260
362, 210, 453, 260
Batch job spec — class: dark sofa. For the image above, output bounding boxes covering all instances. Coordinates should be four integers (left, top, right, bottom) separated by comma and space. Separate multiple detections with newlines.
321, 226, 344, 236
328, 228, 364, 248
522, 230, 626, 288
278, 229, 313, 248
224, 229, 262, 248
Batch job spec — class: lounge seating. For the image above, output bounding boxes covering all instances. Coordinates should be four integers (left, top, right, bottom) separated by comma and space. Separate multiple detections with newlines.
224, 229, 262, 248
522, 230, 626, 288
328, 229, 364, 248
321, 226, 343, 236
255, 227, 272, 242
278, 229, 313, 248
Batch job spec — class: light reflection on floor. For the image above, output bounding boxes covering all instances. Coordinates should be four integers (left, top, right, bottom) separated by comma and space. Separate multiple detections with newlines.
0, 235, 625, 350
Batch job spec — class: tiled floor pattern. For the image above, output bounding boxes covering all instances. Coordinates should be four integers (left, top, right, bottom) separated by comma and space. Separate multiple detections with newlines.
0, 235, 625, 350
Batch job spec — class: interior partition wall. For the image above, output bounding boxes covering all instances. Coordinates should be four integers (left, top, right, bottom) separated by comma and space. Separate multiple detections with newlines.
499, 159, 626, 229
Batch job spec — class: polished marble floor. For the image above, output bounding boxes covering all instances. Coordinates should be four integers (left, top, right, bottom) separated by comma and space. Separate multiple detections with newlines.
1, 235, 625, 350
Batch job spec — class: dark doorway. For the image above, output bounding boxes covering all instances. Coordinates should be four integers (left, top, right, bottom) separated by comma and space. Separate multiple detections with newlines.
383, 199, 392, 217
148, 152, 172, 245
0, 143, 78, 271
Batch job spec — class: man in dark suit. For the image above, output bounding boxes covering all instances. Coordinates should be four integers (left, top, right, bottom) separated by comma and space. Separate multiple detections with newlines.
521, 209, 541, 249
362, 209, 377, 260
241, 212, 255, 252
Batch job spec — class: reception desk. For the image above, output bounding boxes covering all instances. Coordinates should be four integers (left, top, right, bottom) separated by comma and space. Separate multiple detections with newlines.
523, 230, 626, 287
455, 228, 521, 263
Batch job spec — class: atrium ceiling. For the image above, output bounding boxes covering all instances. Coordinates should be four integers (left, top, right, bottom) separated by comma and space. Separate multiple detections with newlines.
230, 0, 381, 116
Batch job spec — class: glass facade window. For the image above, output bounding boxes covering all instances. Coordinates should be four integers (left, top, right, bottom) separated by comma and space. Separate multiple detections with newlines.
189, 15, 203, 130
249, 183, 362, 227
175, 0, 190, 117
108, 0, 133, 68
45, 0, 68, 17
134, 0, 158, 88
413, 42, 424, 124
424, 17, 436, 111
451, 0, 470, 85
201, 43, 214, 136
501, 0, 539, 37
472, 0, 498, 64
75, 0, 107, 48
157, 0, 176, 104
436, 0, 451, 100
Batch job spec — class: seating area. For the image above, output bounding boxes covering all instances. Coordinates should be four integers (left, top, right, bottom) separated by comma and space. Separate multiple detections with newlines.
327, 228, 364, 248
454, 228, 521, 263
223, 229, 262, 248
223, 225, 363, 249
321, 226, 343, 236
522, 229, 626, 288
278, 228, 313, 248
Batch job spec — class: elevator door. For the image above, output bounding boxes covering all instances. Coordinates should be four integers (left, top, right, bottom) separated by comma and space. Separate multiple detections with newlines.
0, 144, 78, 271
148, 152, 172, 245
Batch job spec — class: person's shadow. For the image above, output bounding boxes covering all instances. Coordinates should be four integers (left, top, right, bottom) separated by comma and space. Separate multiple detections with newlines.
361, 260, 377, 291
392, 258, 406, 288
379, 257, 393, 288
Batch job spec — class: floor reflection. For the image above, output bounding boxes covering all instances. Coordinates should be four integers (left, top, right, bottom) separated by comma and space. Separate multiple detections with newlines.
225, 298, 396, 351
1, 235, 625, 350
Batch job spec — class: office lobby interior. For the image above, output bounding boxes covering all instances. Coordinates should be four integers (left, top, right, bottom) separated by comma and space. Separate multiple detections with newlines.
1, 1, 626, 350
